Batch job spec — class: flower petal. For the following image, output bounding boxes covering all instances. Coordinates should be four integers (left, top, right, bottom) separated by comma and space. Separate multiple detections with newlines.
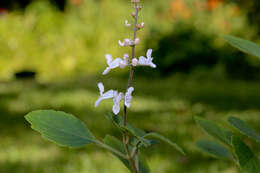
150, 62, 156, 68
98, 82, 104, 95
119, 40, 124, 47
105, 54, 113, 65
109, 58, 122, 69
112, 92, 123, 114
138, 56, 147, 65
102, 90, 114, 99
125, 87, 134, 108
103, 67, 111, 75
146, 49, 152, 59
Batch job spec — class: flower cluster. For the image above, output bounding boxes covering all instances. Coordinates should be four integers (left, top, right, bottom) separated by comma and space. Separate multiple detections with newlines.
95, 48, 156, 114
95, 0, 157, 115
103, 49, 156, 76
95, 82, 134, 114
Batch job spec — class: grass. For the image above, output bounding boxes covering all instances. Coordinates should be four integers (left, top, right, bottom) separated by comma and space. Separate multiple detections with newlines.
0, 74, 260, 173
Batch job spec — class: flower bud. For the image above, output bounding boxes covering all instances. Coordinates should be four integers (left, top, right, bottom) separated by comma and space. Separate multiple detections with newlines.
136, 5, 142, 10
132, 58, 138, 66
131, 0, 140, 3
134, 38, 140, 45
131, 12, 136, 18
140, 22, 145, 28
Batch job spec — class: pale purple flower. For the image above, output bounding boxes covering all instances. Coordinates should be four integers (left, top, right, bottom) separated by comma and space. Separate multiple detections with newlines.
103, 54, 122, 75
138, 49, 156, 68
140, 22, 145, 28
112, 91, 124, 114
120, 54, 129, 68
95, 82, 114, 107
119, 38, 132, 47
134, 38, 140, 45
125, 87, 134, 108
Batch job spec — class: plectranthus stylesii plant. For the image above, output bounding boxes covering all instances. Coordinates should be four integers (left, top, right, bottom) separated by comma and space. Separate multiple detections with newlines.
24, 1, 185, 172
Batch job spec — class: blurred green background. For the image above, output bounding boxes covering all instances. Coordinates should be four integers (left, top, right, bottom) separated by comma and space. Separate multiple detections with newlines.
0, 0, 260, 172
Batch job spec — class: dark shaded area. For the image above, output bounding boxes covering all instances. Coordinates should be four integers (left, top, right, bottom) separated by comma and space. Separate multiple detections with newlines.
235, 0, 260, 33
14, 70, 36, 80
0, 0, 66, 11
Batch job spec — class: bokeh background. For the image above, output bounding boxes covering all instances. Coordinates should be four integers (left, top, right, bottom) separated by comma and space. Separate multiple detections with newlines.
0, 0, 260, 172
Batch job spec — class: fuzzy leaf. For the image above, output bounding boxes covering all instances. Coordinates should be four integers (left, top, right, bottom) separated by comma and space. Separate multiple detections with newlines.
196, 140, 233, 160
195, 116, 232, 145
104, 135, 150, 173
222, 35, 260, 58
25, 110, 96, 147
231, 136, 260, 173
228, 116, 260, 143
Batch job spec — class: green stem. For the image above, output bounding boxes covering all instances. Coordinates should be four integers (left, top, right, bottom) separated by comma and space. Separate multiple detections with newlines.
95, 140, 128, 159
122, 2, 140, 173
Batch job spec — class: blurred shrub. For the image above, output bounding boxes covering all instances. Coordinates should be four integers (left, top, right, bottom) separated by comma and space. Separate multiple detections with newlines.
0, 0, 136, 80
0, 0, 259, 80
136, 0, 260, 80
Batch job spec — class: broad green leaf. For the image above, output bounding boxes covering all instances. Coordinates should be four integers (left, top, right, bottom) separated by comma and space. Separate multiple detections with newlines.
196, 140, 233, 160
104, 135, 150, 173
143, 132, 185, 155
231, 136, 260, 173
106, 113, 151, 147
222, 35, 260, 58
195, 116, 232, 145
25, 110, 96, 147
228, 116, 260, 143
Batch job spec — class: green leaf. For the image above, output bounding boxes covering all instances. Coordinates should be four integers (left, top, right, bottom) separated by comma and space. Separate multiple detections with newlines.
231, 136, 260, 173
104, 135, 150, 173
195, 116, 232, 145
143, 132, 185, 155
25, 110, 96, 147
222, 35, 260, 58
196, 140, 233, 160
228, 116, 260, 143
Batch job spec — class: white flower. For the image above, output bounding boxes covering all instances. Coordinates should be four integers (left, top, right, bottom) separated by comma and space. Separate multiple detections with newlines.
120, 54, 129, 68
125, 20, 131, 27
132, 58, 138, 66
138, 49, 156, 68
119, 38, 132, 47
125, 87, 134, 108
95, 82, 114, 107
112, 91, 124, 114
103, 54, 123, 75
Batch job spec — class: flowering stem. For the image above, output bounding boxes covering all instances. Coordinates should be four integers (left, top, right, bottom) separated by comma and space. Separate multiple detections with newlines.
122, 2, 139, 173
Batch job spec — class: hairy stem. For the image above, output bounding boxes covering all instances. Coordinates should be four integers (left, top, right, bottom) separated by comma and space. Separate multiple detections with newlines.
122, 3, 140, 173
